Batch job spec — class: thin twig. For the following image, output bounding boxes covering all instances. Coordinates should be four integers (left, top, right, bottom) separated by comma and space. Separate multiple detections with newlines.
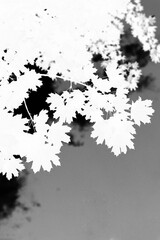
42, 72, 90, 89
24, 98, 33, 121
23, 98, 36, 131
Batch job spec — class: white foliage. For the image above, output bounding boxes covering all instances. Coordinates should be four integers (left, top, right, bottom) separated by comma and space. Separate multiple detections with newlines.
18, 132, 61, 173
91, 114, 136, 156
0, 154, 25, 180
0, 70, 42, 110
130, 97, 155, 126
0, 0, 159, 179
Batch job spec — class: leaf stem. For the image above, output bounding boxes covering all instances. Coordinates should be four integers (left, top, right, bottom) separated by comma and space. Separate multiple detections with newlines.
23, 98, 36, 131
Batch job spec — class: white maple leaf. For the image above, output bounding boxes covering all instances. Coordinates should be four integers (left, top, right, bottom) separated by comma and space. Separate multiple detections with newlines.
47, 93, 70, 123
79, 87, 116, 123
0, 80, 28, 110
47, 121, 71, 151
0, 154, 25, 180
33, 110, 49, 134
84, 87, 109, 109
0, 70, 42, 110
28, 142, 61, 173
0, 110, 29, 157
91, 114, 136, 156
60, 89, 86, 123
112, 95, 131, 114
17, 69, 42, 91
105, 60, 126, 89
130, 96, 155, 126
47, 90, 85, 124
18, 133, 61, 173
93, 77, 112, 93
126, 62, 142, 91
47, 93, 65, 113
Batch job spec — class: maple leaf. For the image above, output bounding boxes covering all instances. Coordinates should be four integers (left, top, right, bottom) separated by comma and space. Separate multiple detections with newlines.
79, 86, 116, 123
60, 89, 86, 123
93, 77, 111, 93
79, 101, 103, 123
111, 95, 131, 114
0, 110, 29, 157
126, 62, 142, 91
46, 121, 71, 151
130, 96, 155, 126
0, 154, 25, 180
0, 70, 42, 110
28, 142, 61, 173
46, 93, 66, 116
17, 133, 61, 173
47, 90, 86, 124
0, 132, 19, 158
91, 114, 136, 156
84, 86, 109, 110
33, 110, 49, 134
105, 60, 126, 89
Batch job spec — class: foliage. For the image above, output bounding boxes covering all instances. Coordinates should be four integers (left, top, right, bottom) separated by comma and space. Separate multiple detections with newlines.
0, 0, 159, 179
